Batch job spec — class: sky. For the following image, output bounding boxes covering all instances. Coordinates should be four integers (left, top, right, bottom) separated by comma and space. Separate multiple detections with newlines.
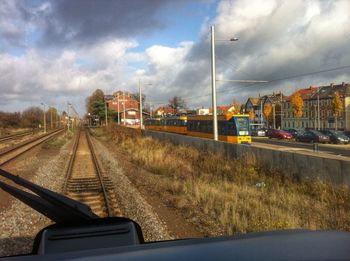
1, 0, 350, 116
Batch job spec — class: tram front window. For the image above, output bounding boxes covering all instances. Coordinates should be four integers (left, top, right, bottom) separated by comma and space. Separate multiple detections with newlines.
236, 117, 249, 136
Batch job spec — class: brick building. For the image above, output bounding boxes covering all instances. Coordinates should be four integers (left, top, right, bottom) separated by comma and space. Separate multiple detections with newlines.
106, 91, 145, 125
282, 83, 350, 130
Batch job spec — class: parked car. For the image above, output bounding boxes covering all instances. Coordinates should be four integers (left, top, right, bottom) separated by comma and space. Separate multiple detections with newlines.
295, 130, 330, 143
251, 128, 266, 137
266, 129, 293, 140
320, 130, 349, 144
344, 131, 350, 139
283, 128, 298, 138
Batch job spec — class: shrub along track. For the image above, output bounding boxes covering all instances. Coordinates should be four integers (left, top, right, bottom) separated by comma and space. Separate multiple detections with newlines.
63, 128, 120, 217
0, 129, 64, 167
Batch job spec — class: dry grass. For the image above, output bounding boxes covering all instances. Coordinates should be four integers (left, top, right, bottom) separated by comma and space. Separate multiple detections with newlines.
94, 124, 350, 235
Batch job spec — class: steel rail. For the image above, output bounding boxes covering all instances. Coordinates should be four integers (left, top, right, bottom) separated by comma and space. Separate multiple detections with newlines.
0, 130, 35, 143
85, 128, 113, 217
62, 130, 81, 193
0, 128, 64, 167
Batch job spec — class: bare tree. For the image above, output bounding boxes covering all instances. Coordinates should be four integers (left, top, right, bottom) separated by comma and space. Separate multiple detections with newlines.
168, 96, 187, 114
21, 107, 44, 128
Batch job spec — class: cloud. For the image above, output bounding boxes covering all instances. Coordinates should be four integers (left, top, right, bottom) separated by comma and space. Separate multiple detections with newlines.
0, 38, 139, 114
37, 0, 176, 47
0, 0, 31, 50
140, 0, 350, 108
1, 0, 350, 114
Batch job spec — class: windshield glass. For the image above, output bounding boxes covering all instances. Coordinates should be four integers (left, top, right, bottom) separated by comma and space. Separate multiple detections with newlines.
1, 0, 350, 258
235, 117, 249, 135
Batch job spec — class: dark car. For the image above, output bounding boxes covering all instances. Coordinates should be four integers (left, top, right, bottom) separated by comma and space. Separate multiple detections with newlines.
267, 129, 293, 139
295, 130, 329, 143
344, 131, 350, 139
321, 130, 349, 144
283, 128, 298, 138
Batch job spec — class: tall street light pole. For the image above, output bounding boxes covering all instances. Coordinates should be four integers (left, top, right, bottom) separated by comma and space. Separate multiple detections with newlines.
105, 99, 108, 127
50, 107, 53, 129
117, 94, 120, 125
211, 25, 239, 141
139, 79, 152, 129
211, 26, 218, 140
41, 103, 46, 133
123, 91, 126, 126
317, 88, 320, 130
139, 79, 143, 129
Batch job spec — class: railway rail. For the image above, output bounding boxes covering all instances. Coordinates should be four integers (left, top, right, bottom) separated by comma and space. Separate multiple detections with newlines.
0, 130, 36, 143
63, 128, 120, 217
0, 128, 64, 166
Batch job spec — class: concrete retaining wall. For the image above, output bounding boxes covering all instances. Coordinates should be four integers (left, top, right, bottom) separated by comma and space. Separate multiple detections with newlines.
142, 130, 350, 186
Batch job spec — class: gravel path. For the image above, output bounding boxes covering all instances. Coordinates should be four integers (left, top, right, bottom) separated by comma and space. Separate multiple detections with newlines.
0, 138, 72, 257
92, 137, 171, 242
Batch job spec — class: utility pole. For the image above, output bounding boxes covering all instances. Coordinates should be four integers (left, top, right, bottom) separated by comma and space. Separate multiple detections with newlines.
211, 25, 218, 141
123, 91, 126, 126
150, 102, 153, 118
139, 79, 143, 129
41, 103, 46, 133
117, 94, 120, 124
280, 93, 283, 129
317, 88, 320, 130
105, 100, 108, 127
272, 103, 276, 129
260, 99, 263, 127
67, 102, 70, 131
50, 107, 53, 129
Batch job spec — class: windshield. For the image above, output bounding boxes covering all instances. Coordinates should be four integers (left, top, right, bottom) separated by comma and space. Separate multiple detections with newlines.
1, 0, 350, 258
235, 117, 249, 135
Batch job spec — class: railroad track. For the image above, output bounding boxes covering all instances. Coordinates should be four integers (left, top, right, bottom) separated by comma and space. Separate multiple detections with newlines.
0, 130, 35, 143
0, 129, 64, 166
63, 128, 120, 217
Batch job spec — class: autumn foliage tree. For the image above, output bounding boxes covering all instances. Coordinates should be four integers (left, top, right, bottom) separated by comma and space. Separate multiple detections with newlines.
291, 90, 304, 128
263, 104, 272, 127
332, 91, 343, 130
248, 110, 255, 121
232, 99, 241, 114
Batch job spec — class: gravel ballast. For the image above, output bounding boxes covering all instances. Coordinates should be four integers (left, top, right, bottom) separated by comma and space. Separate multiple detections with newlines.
92, 137, 171, 242
0, 138, 72, 257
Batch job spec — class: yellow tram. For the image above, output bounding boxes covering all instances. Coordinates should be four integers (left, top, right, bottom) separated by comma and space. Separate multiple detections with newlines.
187, 114, 251, 144
145, 116, 187, 134
144, 113, 251, 144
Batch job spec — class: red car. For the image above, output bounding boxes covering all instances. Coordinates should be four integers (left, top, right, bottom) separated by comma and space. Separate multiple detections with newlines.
267, 129, 293, 140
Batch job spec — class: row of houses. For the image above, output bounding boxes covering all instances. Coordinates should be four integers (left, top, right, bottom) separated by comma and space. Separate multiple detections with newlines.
104, 82, 350, 131
244, 82, 350, 131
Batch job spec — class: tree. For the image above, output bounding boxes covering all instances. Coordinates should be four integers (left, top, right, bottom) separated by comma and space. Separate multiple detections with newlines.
332, 91, 343, 130
21, 107, 44, 128
290, 90, 304, 128
0, 111, 21, 128
248, 110, 255, 121
168, 96, 187, 114
232, 99, 241, 114
86, 89, 105, 124
86, 89, 105, 115
263, 104, 272, 127
46, 107, 59, 129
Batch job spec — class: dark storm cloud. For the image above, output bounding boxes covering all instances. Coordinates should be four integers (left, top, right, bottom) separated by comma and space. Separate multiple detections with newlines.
39, 0, 175, 47
0, 0, 32, 50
